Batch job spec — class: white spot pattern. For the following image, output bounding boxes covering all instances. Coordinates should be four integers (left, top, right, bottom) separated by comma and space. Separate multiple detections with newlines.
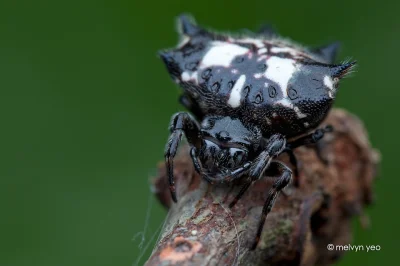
179, 38, 311, 118
270, 46, 298, 55
324, 75, 335, 98
257, 55, 268, 62
201, 41, 249, 68
181, 71, 198, 83
228, 74, 246, 108
238, 38, 265, 48
258, 47, 268, 54
324, 75, 333, 90
293, 106, 307, 118
265, 57, 297, 97
275, 97, 307, 119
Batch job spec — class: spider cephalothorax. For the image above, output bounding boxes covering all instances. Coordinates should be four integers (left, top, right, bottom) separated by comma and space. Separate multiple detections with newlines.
161, 14, 355, 249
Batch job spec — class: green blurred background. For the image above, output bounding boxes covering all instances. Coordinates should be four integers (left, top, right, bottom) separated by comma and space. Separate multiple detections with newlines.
0, 0, 398, 265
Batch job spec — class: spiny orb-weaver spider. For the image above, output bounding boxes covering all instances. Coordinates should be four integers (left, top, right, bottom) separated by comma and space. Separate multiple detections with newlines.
159, 15, 355, 249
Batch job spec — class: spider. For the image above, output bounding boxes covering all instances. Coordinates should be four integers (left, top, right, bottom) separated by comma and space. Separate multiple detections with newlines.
159, 15, 355, 249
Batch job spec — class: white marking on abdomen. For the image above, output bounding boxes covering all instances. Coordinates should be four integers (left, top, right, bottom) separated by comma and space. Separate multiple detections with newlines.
228, 74, 246, 108
201, 41, 249, 68
257, 55, 268, 62
275, 98, 292, 108
293, 106, 307, 118
324, 76, 333, 89
265, 57, 297, 97
324, 75, 335, 98
181, 71, 198, 83
258, 47, 267, 54
275, 98, 307, 118
270, 46, 299, 55
238, 38, 265, 48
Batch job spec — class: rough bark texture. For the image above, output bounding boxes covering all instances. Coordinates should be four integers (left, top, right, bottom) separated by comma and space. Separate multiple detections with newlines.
145, 109, 380, 266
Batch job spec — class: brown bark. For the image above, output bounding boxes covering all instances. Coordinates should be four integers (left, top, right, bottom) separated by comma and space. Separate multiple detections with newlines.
145, 109, 380, 266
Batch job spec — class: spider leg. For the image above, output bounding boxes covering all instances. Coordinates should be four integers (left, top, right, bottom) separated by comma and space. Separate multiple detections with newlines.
228, 178, 252, 208
282, 147, 299, 179
315, 140, 330, 165
165, 112, 201, 202
246, 126, 332, 248
282, 125, 333, 180
229, 134, 286, 208
203, 162, 251, 184
286, 125, 333, 150
190, 147, 202, 175
251, 161, 292, 250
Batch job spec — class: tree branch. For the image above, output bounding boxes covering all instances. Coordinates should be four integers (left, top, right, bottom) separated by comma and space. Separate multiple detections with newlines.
145, 109, 380, 266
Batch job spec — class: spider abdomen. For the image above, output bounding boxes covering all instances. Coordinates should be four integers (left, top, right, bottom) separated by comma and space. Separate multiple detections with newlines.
160, 15, 355, 138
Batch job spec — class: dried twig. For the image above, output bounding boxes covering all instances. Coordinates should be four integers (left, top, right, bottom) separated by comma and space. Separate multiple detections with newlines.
145, 109, 380, 266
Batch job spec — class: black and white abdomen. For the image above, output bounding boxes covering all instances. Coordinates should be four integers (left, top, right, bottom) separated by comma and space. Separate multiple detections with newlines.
160, 22, 355, 138
176, 41, 339, 137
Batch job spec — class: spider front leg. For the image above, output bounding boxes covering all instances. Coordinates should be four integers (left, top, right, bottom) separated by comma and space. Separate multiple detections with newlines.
283, 125, 333, 180
201, 161, 252, 184
229, 134, 286, 208
251, 161, 292, 250
191, 146, 252, 185
165, 112, 201, 202
286, 125, 333, 150
226, 134, 292, 250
